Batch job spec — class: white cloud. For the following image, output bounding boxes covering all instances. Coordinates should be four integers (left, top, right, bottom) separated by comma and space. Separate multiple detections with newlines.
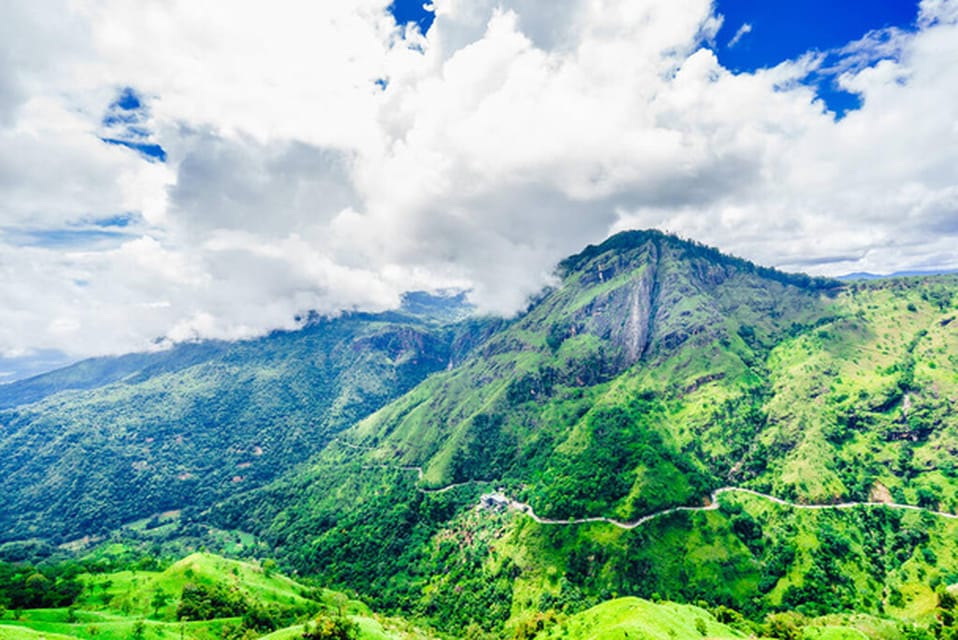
727, 22, 752, 48
0, 0, 957, 359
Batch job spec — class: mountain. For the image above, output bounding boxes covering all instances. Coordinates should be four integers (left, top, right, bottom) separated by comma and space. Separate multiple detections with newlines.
2, 229, 958, 638
0, 349, 75, 386
839, 268, 958, 280
210, 230, 958, 635
0, 342, 227, 411
0, 291, 485, 542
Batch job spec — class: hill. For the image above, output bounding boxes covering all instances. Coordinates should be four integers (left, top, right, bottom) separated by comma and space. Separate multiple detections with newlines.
3, 230, 958, 636
0, 548, 916, 639
528, 597, 745, 639
0, 551, 439, 640
0, 292, 484, 542
208, 231, 958, 634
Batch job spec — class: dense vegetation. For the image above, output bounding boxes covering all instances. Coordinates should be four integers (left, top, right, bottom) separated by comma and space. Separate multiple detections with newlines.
3, 548, 957, 639
227, 231, 958, 635
0, 560, 83, 610
0, 293, 479, 543
0, 551, 433, 639
3, 230, 958, 638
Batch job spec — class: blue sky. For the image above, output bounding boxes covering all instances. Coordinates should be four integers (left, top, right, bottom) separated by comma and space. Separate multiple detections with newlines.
713, 0, 918, 116
0, 0, 956, 367
388, 0, 920, 117
388, 0, 435, 34
714, 0, 917, 68
100, 86, 167, 161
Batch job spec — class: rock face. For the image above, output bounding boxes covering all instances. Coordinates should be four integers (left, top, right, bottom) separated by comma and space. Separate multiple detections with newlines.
562, 232, 738, 370
574, 261, 657, 368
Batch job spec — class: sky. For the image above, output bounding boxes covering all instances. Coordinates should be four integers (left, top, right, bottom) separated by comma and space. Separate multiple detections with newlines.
0, 0, 956, 370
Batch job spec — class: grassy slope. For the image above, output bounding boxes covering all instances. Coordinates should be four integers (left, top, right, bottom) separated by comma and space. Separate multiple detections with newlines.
74, 552, 332, 618
228, 234, 958, 633
0, 552, 440, 640
0, 306, 469, 543
531, 597, 746, 639
752, 277, 958, 505
4, 231, 958, 636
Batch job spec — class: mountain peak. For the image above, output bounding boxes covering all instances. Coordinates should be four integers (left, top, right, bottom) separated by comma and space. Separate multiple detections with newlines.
557, 229, 668, 276
560, 229, 840, 292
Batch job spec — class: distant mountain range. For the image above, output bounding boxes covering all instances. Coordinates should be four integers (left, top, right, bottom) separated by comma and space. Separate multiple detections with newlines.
0, 349, 76, 385
838, 268, 958, 280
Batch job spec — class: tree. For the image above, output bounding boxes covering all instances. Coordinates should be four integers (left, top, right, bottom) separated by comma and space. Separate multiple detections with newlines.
301, 614, 357, 640
150, 587, 170, 618
24, 572, 51, 605
329, 592, 349, 617
262, 559, 277, 577
765, 611, 807, 640
695, 617, 707, 636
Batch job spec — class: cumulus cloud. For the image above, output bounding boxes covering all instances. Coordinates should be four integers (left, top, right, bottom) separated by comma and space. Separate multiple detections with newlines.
0, 0, 957, 360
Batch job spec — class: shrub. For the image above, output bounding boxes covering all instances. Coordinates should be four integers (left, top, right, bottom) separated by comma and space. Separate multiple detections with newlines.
301, 614, 358, 640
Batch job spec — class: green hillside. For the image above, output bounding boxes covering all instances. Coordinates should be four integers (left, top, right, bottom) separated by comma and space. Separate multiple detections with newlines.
0, 551, 439, 640
528, 597, 746, 639
0, 294, 479, 543
0, 549, 924, 640
207, 231, 958, 635
3, 230, 958, 637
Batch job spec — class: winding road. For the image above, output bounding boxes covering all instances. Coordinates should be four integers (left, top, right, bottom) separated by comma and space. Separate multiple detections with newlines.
409, 469, 958, 530
495, 486, 958, 530
333, 439, 958, 530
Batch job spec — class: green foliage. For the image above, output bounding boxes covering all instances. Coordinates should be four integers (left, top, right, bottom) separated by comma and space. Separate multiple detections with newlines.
530, 597, 745, 639
535, 403, 711, 519
0, 551, 438, 640
0, 560, 83, 609
765, 610, 808, 639
0, 300, 474, 543
301, 613, 358, 640
149, 587, 169, 617
176, 581, 247, 621
450, 413, 515, 482
4, 231, 958, 636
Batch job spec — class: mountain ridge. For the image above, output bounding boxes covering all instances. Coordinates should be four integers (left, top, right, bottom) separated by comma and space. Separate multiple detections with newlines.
2, 229, 958, 637
0, 291, 483, 542
204, 232, 958, 634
